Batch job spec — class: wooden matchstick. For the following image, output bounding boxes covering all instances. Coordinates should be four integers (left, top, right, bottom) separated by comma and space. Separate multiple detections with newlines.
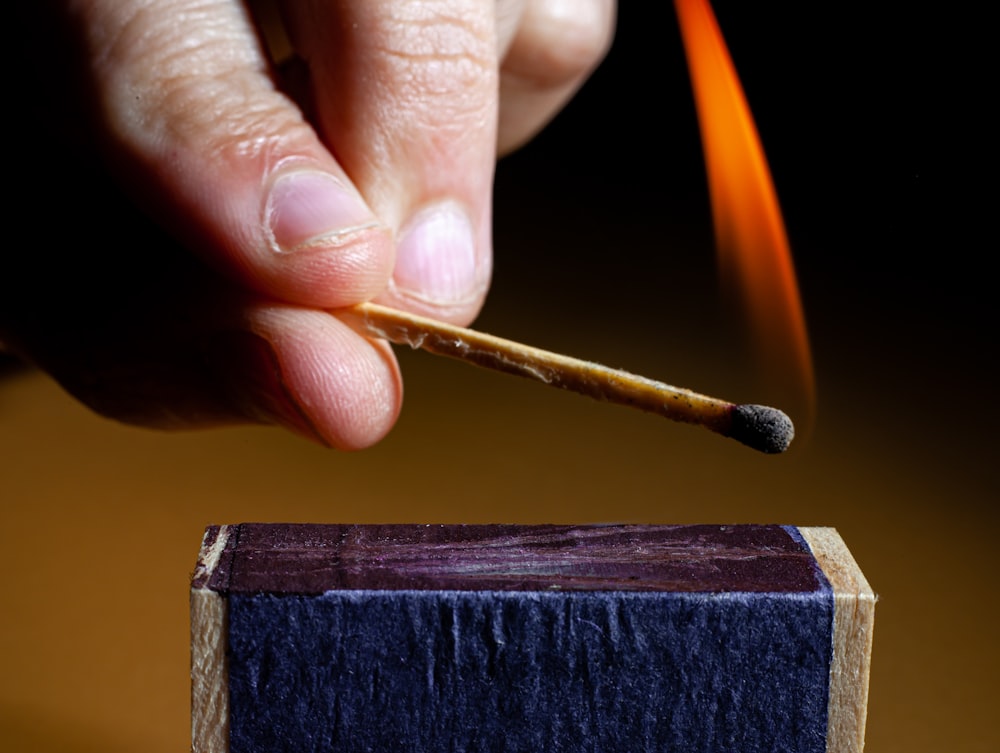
338, 302, 794, 454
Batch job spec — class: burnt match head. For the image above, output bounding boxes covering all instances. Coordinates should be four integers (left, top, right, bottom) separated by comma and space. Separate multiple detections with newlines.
729, 404, 795, 454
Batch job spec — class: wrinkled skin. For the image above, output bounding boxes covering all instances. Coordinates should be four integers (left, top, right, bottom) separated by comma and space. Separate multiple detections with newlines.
2, 1, 614, 448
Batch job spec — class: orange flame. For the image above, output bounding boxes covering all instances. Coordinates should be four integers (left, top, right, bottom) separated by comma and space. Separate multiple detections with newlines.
674, 0, 815, 426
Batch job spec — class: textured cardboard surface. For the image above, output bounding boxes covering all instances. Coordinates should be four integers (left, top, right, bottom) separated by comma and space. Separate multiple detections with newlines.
198, 524, 834, 753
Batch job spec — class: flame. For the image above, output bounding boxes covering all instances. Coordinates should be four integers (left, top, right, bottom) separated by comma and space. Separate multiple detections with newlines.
674, 0, 815, 425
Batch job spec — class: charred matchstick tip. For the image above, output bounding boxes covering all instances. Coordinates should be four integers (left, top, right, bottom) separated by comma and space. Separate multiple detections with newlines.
339, 303, 795, 454
729, 404, 795, 455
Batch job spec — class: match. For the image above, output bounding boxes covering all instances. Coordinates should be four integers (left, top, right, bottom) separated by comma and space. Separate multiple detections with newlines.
338, 303, 794, 454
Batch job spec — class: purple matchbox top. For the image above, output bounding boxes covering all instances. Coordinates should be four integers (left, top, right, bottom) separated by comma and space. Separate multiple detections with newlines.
194, 523, 826, 595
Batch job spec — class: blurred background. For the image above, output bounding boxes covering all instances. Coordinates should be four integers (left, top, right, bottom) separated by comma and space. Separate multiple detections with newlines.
2, 3, 995, 751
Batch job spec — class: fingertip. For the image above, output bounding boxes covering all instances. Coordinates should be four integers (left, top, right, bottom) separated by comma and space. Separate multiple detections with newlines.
184, 155, 396, 308
247, 163, 397, 307
209, 308, 403, 450
268, 309, 403, 450
383, 200, 491, 326
265, 170, 379, 253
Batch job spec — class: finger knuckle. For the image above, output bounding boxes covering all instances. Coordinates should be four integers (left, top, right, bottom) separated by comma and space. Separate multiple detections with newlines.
373, 8, 497, 132
99, 2, 308, 160
511, 0, 615, 89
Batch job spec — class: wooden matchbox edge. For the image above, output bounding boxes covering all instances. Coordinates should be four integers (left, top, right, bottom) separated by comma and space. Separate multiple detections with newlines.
191, 526, 232, 753
799, 527, 877, 753
190, 525, 875, 753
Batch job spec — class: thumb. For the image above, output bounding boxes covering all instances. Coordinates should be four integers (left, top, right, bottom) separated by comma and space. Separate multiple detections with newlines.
83, 0, 393, 307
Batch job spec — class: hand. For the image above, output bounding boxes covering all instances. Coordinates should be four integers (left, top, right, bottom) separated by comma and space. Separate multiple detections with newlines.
1, 1, 613, 448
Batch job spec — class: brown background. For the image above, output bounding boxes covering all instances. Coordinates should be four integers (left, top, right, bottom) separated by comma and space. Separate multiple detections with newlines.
2, 4, 995, 752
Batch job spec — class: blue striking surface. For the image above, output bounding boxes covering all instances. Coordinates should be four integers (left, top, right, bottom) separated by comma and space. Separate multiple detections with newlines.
216, 524, 834, 753
228, 589, 832, 753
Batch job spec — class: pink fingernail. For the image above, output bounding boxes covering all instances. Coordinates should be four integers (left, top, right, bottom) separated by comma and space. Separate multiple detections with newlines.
266, 171, 377, 253
394, 203, 478, 305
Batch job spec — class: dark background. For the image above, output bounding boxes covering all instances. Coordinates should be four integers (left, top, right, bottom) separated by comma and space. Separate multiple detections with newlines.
2, 4, 995, 751
494, 1, 995, 499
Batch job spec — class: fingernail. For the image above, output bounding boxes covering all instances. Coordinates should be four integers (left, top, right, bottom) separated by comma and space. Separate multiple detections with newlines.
202, 331, 327, 445
266, 171, 377, 253
394, 203, 478, 305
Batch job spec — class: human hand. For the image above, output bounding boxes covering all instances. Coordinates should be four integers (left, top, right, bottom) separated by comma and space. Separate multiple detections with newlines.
1, 1, 613, 448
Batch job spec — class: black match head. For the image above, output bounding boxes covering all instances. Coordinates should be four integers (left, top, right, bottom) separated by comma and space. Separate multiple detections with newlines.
729, 404, 795, 454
